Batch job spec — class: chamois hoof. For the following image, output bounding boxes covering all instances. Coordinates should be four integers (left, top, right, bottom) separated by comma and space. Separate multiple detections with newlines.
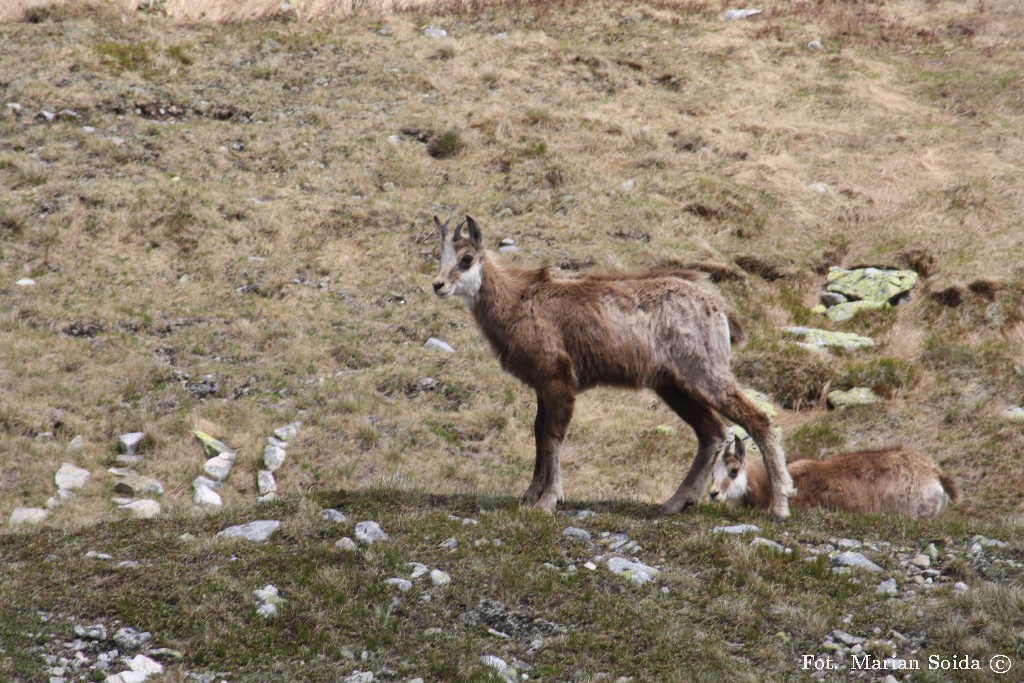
535, 493, 558, 514
769, 503, 791, 522
520, 485, 543, 506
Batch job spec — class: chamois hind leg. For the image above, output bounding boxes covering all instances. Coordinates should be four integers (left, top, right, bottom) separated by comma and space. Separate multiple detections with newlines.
657, 386, 728, 514
522, 385, 574, 513
714, 385, 794, 521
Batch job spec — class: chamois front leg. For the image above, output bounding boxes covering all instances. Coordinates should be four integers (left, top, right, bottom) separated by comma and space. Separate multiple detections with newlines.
522, 385, 574, 513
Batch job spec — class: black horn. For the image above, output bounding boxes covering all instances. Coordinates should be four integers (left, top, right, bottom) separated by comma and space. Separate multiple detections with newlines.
434, 215, 451, 239
453, 218, 467, 242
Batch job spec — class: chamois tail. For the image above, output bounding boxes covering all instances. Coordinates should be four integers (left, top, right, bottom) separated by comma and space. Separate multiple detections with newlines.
726, 309, 746, 346
940, 475, 960, 503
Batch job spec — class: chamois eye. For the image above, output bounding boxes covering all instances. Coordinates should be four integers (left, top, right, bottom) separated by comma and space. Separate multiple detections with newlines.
728, 468, 739, 479
459, 254, 474, 270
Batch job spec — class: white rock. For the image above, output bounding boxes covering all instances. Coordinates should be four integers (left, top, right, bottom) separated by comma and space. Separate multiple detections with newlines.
807, 39, 825, 51
723, 8, 762, 20
342, 672, 374, 683
583, 561, 597, 571
119, 500, 161, 519
385, 578, 413, 592
127, 655, 162, 676
424, 337, 454, 353
1002, 406, 1024, 421
217, 520, 280, 542
606, 557, 661, 585
876, 578, 898, 595
203, 452, 236, 481
423, 25, 447, 39
910, 554, 930, 569
118, 432, 146, 455
407, 562, 429, 579
355, 520, 389, 545
254, 584, 279, 601
55, 463, 91, 490
106, 672, 148, 683
954, 581, 969, 591
257, 603, 278, 618
84, 551, 112, 560
620, 178, 635, 192
9, 507, 48, 526
429, 569, 451, 586
562, 526, 592, 541
335, 537, 358, 552
264, 445, 287, 471
257, 470, 277, 496
832, 551, 883, 573
192, 481, 222, 508
750, 537, 789, 553
273, 422, 301, 442
808, 181, 834, 195
713, 523, 760, 535
480, 655, 517, 683
322, 508, 348, 524
15, 278, 36, 287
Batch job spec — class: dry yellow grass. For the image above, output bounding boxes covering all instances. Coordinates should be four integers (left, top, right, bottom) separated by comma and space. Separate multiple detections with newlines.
1, 0, 1023, 529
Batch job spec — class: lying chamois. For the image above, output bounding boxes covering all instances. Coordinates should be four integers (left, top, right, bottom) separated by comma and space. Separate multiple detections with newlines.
431, 215, 794, 520
708, 439, 958, 518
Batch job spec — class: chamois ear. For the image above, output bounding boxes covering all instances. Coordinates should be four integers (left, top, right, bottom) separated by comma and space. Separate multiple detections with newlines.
465, 215, 483, 248
733, 436, 746, 462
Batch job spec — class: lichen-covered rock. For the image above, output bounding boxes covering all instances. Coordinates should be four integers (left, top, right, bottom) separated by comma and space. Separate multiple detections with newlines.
827, 387, 882, 409
825, 266, 918, 304
192, 430, 234, 459
823, 299, 889, 321
785, 326, 875, 351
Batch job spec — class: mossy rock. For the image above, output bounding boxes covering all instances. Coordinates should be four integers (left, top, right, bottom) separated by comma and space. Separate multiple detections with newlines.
827, 387, 882, 409
823, 299, 890, 322
825, 266, 918, 304
784, 327, 875, 351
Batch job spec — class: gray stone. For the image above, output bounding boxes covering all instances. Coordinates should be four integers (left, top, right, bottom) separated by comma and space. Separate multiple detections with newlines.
66, 435, 85, 456
385, 577, 413, 592
84, 550, 112, 559
74, 623, 108, 640
713, 523, 760, 535
257, 470, 277, 496
424, 337, 454, 353
335, 537, 358, 552
217, 520, 281, 542
354, 520, 389, 545
723, 8, 762, 20
562, 526, 593, 542
423, 25, 447, 39
273, 422, 301, 442
113, 474, 164, 497
119, 500, 161, 519
836, 538, 860, 549
264, 445, 287, 471
876, 578, 898, 595
113, 628, 152, 651
321, 508, 348, 524
9, 507, 49, 526
750, 537, 789, 553
446, 514, 478, 525
192, 478, 222, 508
439, 536, 458, 549
55, 463, 91, 490
118, 432, 146, 455
341, 672, 374, 683
606, 557, 661, 585
910, 554, 931, 569
831, 630, 865, 646
203, 452, 236, 481
407, 562, 429, 579
807, 39, 825, 51
1001, 406, 1024, 422
954, 581, 969, 591
480, 655, 517, 683
429, 569, 451, 586
819, 291, 847, 307
832, 551, 883, 573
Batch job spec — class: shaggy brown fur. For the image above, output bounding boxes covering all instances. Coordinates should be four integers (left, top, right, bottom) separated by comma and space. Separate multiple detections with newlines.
432, 215, 794, 519
709, 440, 958, 519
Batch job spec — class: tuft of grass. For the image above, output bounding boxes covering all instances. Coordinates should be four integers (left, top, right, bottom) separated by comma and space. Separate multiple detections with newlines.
426, 129, 464, 159
94, 40, 154, 73
840, 357, 922, 399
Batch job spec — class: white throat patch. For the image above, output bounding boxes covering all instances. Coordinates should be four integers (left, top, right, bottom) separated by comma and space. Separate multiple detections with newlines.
454, 260, 483, 306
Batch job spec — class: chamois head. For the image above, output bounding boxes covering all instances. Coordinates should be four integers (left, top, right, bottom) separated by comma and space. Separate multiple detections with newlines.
708, 436, 748, 504
432, 215, 484, 304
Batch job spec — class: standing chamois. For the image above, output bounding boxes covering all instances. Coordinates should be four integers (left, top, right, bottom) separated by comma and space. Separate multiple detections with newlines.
431, 215, 794, 520
708, 439, 958, 519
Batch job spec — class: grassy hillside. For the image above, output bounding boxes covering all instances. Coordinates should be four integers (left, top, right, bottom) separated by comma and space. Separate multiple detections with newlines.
1, 0, 1023, 680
